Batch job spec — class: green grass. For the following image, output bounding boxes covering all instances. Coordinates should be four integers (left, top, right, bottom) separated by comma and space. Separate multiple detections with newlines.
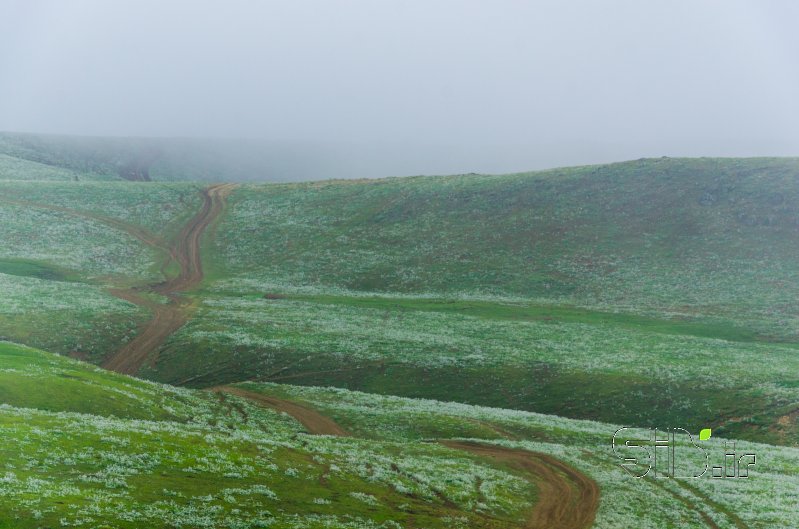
5, 154, 799, 525
3, 341, 799, 528
5, 157, 799, 446
151, 290, 799, 445
236, 382, 799, 529
126, 159, 799, 445
0, 343, 537, 528
0, 341, 199, 420
285, 293, 793, 345
0, 258, 74, 282
0, 180, 204, 359
0, 153, 86, 181
210, 157, 799, 325
175, 157, 799, 447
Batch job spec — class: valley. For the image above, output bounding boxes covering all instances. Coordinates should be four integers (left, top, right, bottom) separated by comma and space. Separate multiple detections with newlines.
2, 149, 799, 527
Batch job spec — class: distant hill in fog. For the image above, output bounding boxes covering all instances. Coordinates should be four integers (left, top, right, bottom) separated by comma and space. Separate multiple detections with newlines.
0, 131, 371, 182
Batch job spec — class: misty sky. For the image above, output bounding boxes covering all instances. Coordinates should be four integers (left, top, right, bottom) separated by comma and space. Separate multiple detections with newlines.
1, 1, 798, 174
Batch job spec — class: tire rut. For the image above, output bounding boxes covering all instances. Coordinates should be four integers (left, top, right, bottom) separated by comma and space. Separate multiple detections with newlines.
0, 198, 170, 253
215, 386, 599, 529
211, 386, 351, 436
102, 184, 236, 375
442, 441, 599, 529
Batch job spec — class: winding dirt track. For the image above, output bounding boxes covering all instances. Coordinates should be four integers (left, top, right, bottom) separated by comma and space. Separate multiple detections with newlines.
442, 441, 599, 529
0, 198, 171, 253
214, 386, 599, 529
4, 185, 599, 528
102, 184, 236, 375
211, 386, 351, 436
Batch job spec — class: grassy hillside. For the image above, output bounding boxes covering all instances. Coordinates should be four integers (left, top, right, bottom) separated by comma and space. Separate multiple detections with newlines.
235, 382, 799, 529
0, 341, 207, 420
2, 341, 798, 528
0, 153, 86, 181
3, 158, 799, 446
0, 342, 540, 529
2, 155, 799, 527
0, 180, 203, 359
151, 291, 799, 444
209, 157, 799, 321
139, 157, 799, 445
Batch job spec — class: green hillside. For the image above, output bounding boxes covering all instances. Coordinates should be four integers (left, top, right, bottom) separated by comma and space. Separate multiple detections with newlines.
0, 341, 183, 419
0, 153, 86, 181
234, 382, 799, 528
143, 157, 799, 444
210, 157, 799, 318
0, 342, 536, 528
3, 157, 799, 444
1, 340, 797, 528
0, 180, 203, 360
2, 155, 799, 527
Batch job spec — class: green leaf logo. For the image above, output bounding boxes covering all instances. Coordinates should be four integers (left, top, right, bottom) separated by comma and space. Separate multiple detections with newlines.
699, 428, 712, 441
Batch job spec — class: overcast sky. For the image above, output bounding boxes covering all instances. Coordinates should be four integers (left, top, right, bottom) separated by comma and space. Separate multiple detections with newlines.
1, 1, 798, 174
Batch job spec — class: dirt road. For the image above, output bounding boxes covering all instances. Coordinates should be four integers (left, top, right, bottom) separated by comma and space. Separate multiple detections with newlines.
442, 441, 599, 529
211, 386, 351, 436
102, 184, 236, 374
154, 183, 237, 294
218, 386, 599, 529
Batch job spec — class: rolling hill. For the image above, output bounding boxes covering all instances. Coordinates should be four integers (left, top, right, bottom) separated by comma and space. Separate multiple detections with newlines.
0, 341, 543, 528
156, 157, 799, 444
3, 340, 797, 528
2, 151, 799, 527
0, 132, 460, 183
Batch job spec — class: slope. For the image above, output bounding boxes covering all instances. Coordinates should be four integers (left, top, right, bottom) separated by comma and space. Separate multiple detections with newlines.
7, 341, 798, 528
229, 382, 799, 529
0, 342, 545, 529
0, 131, 386, 182
148, 157, 799, 445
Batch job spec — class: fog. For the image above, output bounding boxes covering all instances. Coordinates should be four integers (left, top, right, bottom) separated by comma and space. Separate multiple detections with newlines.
1, 0, 798, 176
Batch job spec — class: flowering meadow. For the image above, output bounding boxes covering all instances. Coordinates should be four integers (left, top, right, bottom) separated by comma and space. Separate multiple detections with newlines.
0, 342, 534, 528
240, 382, 799, 529
2, 157, 799, 526
0, 180, 203, 357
